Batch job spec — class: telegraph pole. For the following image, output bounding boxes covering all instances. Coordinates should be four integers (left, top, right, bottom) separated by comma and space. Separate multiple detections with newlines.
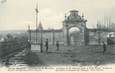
40, 27, 43, 52
39, 21, 43, 53
35, 3, 39, 43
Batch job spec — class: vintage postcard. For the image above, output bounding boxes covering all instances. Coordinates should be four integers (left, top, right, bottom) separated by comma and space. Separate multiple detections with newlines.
0, 0, 115, 73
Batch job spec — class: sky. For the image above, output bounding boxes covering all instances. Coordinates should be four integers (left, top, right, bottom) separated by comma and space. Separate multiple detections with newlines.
0, 0, 115, 31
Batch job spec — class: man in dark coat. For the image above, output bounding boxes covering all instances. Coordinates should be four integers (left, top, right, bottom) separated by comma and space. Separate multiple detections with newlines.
103, 41, 106, 54
45, 39, 49, 53
56, 41, 59, 51
40, 41, 43, 53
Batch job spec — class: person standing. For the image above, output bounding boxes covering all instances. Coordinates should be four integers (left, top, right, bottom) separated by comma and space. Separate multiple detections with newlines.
45, 39, 49, 53
26, 41, 31, 54
103, 41, 106, 54
40, 41, 43, 53
56, 41, 59, 51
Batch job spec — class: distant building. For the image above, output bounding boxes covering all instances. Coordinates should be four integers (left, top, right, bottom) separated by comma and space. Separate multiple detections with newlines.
29, 21, 63, 45
29, 10, 115, 46
29, 10, 88, 46
37, 21, 43, 31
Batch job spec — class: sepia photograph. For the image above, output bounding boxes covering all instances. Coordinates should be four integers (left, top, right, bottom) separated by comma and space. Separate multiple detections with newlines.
0, 0, 115, 72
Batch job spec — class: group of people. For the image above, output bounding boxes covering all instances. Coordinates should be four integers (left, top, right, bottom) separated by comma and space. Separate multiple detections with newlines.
40, 39, 60, 53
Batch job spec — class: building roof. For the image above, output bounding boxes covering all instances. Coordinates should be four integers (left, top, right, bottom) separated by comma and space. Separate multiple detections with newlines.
37, 21, 43, 30
87, 28, 115, 32
63, 10, 87, 23
30, 29, 63, 33
70, 10, 79, 12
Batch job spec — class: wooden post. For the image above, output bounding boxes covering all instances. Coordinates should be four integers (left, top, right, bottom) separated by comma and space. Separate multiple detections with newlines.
52, 29, 55, 45
28, 25, 31, 42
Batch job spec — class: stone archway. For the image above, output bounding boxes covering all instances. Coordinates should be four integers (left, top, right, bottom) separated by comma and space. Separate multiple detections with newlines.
69, 27, 81, 45
62, 10, 87, 46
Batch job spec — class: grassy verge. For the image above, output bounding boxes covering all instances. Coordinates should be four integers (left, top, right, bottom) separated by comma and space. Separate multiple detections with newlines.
23, 52, 44, 66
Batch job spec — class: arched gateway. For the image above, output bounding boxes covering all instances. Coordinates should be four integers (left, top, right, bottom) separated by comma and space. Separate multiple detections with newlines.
29, 10, 88, 46
63, 10, 87, 46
